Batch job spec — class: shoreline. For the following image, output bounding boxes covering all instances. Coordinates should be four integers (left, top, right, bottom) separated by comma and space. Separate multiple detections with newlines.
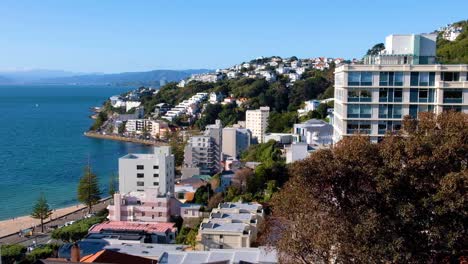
0, 203, 86, 238
0, 197, 112, 239
84, 131, 168, 146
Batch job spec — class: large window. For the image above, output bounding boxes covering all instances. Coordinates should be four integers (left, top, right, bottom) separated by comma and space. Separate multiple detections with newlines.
410, 88, 435, 103
347, 121, 372, 134
137, 173, 144, 178
410, 72, 435, 86
409, 105, 435, 118
379, 72, 404, 86
347, 104, 372, 118
378, 121, 402, 135
443, 89, 463, 103
379, 88, 402, 102
136, 165, 144, 170
379, 105, 402, 118
348, 89, 372, 102
137, 181, 144, 187
348, 72, 373, 86
441, 72, 460, 82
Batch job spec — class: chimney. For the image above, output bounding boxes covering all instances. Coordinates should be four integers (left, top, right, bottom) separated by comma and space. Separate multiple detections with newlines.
71, 243, 80, 262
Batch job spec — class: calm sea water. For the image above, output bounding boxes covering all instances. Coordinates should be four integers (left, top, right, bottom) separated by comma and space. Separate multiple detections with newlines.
0, 85, 154, 220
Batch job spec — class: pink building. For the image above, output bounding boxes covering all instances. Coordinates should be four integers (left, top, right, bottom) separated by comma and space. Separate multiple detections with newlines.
108, 188, 202, 222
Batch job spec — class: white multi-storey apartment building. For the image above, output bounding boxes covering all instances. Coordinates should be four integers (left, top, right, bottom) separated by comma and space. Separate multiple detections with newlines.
125, 119, 168, 137
245, 106, 270, 144
119, 146, 175, 194
333, 34, 468, 143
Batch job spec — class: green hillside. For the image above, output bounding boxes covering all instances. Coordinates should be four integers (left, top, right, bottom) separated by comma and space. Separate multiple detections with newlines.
437, 20, 468, 64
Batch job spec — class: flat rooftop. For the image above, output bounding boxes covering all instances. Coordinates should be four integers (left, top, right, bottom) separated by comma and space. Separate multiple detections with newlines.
89, 221, 176, 234
218, 202, 263, 212
200, 222, 248, 233
159, 247, 278, 264
210, 212, 254, 221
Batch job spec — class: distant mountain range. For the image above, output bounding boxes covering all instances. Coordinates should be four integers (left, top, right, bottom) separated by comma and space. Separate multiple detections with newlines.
0, 69, 212, 87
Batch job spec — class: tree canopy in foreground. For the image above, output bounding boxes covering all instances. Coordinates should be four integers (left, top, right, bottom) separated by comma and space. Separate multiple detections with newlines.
270, 112, 467, 263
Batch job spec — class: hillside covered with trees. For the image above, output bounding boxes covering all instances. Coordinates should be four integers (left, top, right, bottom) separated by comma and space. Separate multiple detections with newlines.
437, 20, 468, 64
140, 63, 335, 132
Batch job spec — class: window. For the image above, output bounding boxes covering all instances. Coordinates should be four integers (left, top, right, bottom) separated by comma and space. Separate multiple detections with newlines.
348, 89, 372, 102
360, 105, 371, 118
409, 105, 418, 118
379, 88, 402, 102
153, 165, 159, 169
410, 88, 435, 103
443, 89, 463, 103
347, 121, 371, 134
379, 72, 404, 86
142, 212, 145, 216
152, 215, 154, 219
137, 173, 144, 178
348, 71, 373, 86
136, 165, 144, 170
137, 181, 144, 187
153, 182, 159, 186
158, 212, 162, 217
378, 121, 402, 135
153, 173, 159, 177
220, 235, 224, 239
443, 105, 462, 112
348, 104, 372, 118
410, 72, 435, 86
441, 72, 460, 82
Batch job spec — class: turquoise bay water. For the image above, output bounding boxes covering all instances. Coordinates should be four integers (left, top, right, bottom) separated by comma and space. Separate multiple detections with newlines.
0, 85, 153, 220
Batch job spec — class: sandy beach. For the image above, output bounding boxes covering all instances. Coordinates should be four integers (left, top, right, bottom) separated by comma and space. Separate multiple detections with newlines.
0, 204, 86, 238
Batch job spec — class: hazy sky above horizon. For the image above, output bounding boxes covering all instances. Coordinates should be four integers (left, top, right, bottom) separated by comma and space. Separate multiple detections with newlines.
0, 0, 466, 73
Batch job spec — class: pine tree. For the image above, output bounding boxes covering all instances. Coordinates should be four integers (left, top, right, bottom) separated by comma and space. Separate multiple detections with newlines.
77, 166, 101, 214
31, 193, 52, 233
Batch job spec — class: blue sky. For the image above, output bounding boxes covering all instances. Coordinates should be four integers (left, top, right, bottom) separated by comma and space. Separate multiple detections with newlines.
0, 0, 466, 73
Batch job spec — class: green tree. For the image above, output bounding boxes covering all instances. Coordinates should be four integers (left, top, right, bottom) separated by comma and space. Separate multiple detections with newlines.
108, 174, 117, 197
193, 184, 213, 205
366, 43, 385, 55
0, 244, 26, 264
31, 193, 53, 233
77, 166, 101, 214
51, 215, 107, 243
270, 112, 468, 263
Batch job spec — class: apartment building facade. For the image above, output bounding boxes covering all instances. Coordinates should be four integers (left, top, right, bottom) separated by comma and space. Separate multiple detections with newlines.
221, 127, 251, 159
182, 120, 223, 178
245, 106, 270, 144
333, 34, 468, 143
119, 146, 175, 194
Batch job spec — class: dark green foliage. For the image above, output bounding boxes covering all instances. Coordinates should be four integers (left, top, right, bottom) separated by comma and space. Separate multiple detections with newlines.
437, 20, 468, 64
241, 140, 283, 164
193, 184, 214, 205
31, 193, 53, 233
90, 111, 108, 131
176, 218, 201, 248
0, 244, 26, 264
77, 166, 101, 213
366, 43, 385, 55
195, 104, 222, 130
288, 76, 331, 111
267, 111, 298, 133
51, 215, 107, 242
167, 132, 185, 168
108, 174, 117, 197
24, 244, 60, 263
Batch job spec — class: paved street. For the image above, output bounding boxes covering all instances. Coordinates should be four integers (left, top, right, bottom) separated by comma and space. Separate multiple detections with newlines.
0, 199, 110, 247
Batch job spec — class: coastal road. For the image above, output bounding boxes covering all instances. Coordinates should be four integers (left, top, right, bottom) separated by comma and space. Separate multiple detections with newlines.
0, 199, 110, 247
